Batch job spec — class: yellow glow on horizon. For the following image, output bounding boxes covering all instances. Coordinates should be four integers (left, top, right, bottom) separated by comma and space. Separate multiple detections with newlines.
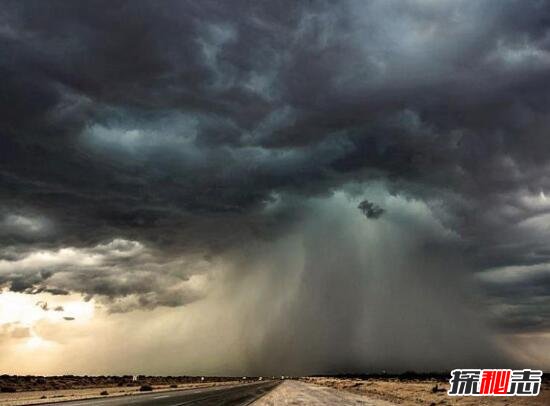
0, 290, 95, 326
25, 334, 50, 349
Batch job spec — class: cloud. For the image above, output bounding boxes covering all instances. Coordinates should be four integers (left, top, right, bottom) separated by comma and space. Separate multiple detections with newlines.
1, 0, 550, 372
0, 238, 211, 312
0, 323, 31, 340
357, 199, 385, 219
476, 265, 550, 333
1, 214, 48, 234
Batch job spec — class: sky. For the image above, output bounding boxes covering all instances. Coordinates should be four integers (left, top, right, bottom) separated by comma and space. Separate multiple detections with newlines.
1, 0, 550, 375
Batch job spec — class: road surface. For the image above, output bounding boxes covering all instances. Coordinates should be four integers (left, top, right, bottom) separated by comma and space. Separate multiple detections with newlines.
39, 381, 280, 406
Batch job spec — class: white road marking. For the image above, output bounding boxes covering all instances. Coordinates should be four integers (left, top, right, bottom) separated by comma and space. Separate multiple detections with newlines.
154, 395, 170, 399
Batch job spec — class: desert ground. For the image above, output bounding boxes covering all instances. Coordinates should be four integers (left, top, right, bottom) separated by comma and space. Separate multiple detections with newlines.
302, 376, 550, 405
1, 375, 549, 405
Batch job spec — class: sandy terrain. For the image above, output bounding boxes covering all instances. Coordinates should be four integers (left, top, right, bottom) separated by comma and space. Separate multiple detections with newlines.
252, 380, 396, 405
303, 377, 550, 405
3, 376, 548, 405
0, 381, 238, 406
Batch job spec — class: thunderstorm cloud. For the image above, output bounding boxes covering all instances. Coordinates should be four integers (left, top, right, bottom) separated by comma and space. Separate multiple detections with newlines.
1, 0, 550, 374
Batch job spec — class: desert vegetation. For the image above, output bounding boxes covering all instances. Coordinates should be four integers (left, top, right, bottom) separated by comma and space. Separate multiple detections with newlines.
0, 375, 239, 393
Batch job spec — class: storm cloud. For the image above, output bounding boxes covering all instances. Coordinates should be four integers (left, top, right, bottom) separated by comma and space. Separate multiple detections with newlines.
358, 199, 384, 219
1, 0, 550, 373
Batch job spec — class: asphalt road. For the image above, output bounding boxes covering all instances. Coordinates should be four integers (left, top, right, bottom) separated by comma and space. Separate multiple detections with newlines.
40, 381, 281, 406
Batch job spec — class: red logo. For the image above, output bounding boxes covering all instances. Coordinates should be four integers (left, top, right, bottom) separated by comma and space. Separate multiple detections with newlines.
479, 370, 511, 395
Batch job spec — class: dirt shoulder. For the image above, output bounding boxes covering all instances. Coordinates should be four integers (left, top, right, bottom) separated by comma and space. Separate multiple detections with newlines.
302, 377, 550, 405
252, 380, 396, 405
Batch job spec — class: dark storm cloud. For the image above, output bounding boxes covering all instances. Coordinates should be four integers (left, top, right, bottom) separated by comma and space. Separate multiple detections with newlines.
1, 0, 550, 339
358, 199, 384, 219
0, 238, 211, 312
477, 266, 550, 332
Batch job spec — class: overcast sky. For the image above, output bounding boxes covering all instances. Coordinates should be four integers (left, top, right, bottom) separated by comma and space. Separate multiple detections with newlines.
1, 0, 550, 375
